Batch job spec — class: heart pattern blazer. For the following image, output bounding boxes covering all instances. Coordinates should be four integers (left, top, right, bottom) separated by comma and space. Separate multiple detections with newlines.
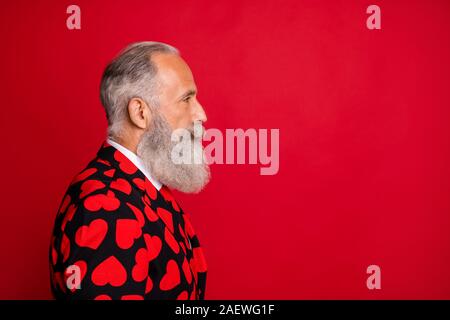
49, 141, 207, 300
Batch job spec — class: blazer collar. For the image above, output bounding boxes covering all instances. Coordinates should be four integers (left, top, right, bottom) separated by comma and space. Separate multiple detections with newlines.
106, 138, 162, 191
96, 140, 161, 196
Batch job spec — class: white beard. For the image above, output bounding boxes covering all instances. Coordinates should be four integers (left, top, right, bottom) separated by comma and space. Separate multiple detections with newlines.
136, 111, 211, 193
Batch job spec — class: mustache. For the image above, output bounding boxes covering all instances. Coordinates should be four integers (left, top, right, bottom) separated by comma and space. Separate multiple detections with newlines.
184, 122, 205, 140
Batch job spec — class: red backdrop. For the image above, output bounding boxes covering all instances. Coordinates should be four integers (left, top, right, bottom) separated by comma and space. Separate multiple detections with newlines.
1, 0, 449, 299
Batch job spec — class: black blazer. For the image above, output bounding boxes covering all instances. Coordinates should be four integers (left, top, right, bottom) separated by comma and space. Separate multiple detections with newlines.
50, 141, 207, 300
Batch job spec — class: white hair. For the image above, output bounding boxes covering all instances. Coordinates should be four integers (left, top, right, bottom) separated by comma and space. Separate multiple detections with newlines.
99, 41, 179, 138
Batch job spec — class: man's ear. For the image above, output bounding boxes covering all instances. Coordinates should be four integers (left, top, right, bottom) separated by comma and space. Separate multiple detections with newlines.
127, 98, 152, 130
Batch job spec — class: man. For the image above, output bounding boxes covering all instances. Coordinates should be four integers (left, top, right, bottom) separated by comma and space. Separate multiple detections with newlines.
49, 42, 210, 300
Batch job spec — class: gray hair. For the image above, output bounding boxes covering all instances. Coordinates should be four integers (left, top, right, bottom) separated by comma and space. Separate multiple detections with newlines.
100, 41, 179, 138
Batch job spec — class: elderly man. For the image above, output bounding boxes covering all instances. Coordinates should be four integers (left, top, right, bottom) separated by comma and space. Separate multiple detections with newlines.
49, 42, 210, 300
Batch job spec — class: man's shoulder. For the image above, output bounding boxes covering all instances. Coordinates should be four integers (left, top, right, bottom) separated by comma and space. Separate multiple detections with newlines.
56, 159, 143, 220
64, 155, 139, 204
69, 156, 115, 186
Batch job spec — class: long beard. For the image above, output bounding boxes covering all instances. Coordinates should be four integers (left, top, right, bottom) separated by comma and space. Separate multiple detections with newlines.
136, 112, 211, 193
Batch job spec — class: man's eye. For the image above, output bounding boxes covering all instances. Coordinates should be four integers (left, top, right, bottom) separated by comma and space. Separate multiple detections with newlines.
183, 96, 191, 102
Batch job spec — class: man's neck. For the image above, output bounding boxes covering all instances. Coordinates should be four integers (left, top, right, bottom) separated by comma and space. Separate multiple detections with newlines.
109, 135, 138, 154
106, 137, 162, 191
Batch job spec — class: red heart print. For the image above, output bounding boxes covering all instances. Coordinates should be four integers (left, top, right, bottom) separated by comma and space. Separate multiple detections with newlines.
133, 178, 145, 190
116, 219, 142, 249
70, 168, 97, 185
144, 234, 162, 261
80, 180, 106, 198
111, 178, 132, 195
126, 203, 145, 227
157, 207, 174, 233
177, 291, 188, 300
114, 150, 137, 175
103, 169, 115, 177
91, 256, 127, 287
183, 214, 195, 239
144, 205, 158, 222
182, 257, 192, 284
132, 248, 149, 282
61, 204, 77, 232
145, 276, 153, 294
60, 233, 70, 263
75, 219, 108, 249
165, 227, 180, 254
84, 191, 120, 212
145, 179, 157, 200
159, 259, 180, 291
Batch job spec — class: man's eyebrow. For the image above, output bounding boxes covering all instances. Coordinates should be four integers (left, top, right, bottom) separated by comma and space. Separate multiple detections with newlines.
179, 89, 197, 100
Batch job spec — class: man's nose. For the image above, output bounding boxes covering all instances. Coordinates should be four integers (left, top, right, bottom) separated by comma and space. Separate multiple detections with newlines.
195, 101, 207, 123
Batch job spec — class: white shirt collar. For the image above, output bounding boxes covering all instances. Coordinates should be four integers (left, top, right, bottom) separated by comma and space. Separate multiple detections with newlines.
106, 138, 162, 191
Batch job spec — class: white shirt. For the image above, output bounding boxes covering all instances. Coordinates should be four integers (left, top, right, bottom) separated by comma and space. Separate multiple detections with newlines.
107, 138, 162, 191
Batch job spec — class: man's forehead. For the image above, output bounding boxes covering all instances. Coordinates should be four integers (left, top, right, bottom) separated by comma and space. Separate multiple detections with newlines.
152, 53, 195, 89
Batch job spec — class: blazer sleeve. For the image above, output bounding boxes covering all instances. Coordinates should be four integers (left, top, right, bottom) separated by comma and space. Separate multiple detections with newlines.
57, 190, 151, 300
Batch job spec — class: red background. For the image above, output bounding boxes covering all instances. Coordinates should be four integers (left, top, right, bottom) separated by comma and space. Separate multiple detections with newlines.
1, 0, 449, 299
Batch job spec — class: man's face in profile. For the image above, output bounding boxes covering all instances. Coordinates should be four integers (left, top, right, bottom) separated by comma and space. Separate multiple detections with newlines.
152, 53, 207, 131
136, 53, 210, 193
